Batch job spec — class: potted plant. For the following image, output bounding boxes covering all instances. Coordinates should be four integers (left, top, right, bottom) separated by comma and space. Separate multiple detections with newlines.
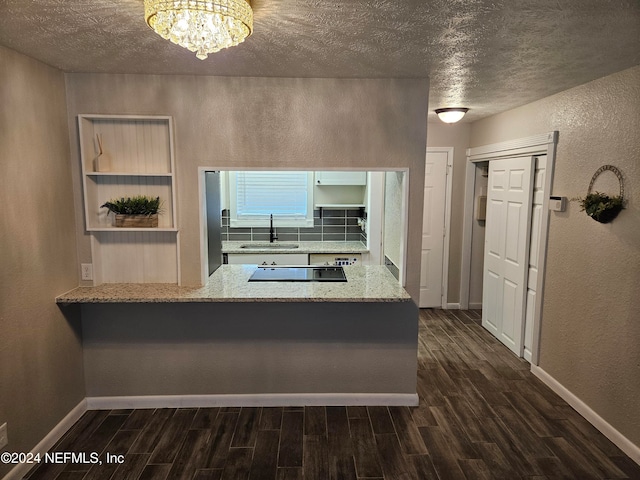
101, 195, 162, 227
575, 191, 625, 224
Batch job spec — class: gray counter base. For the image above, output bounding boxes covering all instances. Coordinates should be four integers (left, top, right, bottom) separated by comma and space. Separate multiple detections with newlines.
81, 301, 418, 403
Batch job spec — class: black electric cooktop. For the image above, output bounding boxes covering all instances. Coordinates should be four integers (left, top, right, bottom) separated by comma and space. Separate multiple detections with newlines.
248, 266, 347, 282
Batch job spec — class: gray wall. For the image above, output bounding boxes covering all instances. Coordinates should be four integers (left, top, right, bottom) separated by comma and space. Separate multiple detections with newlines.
64, 75, 430, 301
0, 46, 85, 477
470, 65, 640, 446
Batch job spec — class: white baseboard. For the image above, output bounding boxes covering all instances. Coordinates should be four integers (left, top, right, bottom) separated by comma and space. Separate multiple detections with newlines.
531, 365, 640, 465
445, 303, 461, 310
3, 400, 87, 480
86, 393, 419, 410
468, 302, 483, 310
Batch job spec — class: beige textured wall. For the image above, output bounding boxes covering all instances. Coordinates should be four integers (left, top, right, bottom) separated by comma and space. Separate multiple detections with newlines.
64, 75, 429, 300
470, 66, 640, 446
0, 46, 85, 476
426, 122, 471, 304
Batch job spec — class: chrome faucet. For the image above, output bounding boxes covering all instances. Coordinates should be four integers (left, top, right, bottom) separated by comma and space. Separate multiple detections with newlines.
269, 214, 278, 243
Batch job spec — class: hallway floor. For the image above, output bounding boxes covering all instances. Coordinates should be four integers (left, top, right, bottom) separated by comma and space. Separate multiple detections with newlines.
25, 309, 640, 479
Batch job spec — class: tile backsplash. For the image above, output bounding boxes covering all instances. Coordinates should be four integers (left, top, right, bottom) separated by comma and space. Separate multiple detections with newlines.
221, 209, 367, 244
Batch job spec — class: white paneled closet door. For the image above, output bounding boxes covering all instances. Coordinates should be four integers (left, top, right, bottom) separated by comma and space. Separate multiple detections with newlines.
524, 155, 547, 361
482, 157, 535, 356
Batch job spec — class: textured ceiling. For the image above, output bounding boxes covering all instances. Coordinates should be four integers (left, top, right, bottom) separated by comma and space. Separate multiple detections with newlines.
1, 0, 639, 121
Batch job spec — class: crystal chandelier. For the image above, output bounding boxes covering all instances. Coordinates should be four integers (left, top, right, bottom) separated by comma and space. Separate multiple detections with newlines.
144, 0, 253, 60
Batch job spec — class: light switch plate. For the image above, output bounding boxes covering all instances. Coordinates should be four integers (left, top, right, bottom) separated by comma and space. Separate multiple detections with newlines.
549, 196, 567, 212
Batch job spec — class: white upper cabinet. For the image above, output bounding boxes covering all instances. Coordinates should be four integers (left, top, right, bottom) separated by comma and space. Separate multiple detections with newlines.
315, 171, 367, 186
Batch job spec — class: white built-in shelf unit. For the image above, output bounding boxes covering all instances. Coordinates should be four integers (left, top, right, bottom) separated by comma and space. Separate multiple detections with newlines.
78, 114, 180, 284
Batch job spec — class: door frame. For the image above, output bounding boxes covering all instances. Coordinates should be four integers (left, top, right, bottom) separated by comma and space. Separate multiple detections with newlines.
460, 132, 558, 365
425, 147, 454, 309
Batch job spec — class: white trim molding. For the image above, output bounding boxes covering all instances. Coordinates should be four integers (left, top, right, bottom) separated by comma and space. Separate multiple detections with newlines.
532, 365, 640, 465
3, 400, 87, 480
467, 132, 558, 162
459, 156, 477, 310
86, 393, 419, 410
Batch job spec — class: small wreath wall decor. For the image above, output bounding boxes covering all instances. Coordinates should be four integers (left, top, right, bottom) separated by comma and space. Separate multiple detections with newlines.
574, 165, 625, 223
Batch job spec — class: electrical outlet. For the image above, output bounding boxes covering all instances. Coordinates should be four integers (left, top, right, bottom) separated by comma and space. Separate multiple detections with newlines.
81, 263, 93, 281
0, 423, 8, 450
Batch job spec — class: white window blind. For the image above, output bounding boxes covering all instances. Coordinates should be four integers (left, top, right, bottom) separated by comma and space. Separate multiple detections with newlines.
229, 171, 314, 227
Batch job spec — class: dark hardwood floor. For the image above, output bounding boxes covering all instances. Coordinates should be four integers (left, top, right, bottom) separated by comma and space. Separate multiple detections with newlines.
25, 309, 640, 480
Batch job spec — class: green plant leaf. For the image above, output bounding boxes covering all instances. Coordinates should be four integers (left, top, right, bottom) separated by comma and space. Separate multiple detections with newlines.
100, 195, 162, 216
574, 192, 624, 222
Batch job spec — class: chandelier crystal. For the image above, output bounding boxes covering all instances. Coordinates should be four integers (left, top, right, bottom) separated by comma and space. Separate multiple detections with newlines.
144, 0, 253, 60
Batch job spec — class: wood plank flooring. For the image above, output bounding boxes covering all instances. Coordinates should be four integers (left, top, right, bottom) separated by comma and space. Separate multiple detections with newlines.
25, 309, 640, 480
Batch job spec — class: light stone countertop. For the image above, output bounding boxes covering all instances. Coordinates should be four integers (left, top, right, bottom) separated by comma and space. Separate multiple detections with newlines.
56, 265, 411, 304
222, 241, 369, 254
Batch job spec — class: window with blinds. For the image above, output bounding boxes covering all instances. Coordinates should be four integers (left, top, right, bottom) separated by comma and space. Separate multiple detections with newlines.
229, 171, 314, 227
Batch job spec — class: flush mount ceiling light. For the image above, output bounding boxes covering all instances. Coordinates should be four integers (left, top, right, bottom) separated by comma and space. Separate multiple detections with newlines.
144, 0, 253, 60
435, 107, 469, 123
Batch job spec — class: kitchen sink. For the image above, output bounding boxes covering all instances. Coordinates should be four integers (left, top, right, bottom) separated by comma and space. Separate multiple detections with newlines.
240, 243, 299, 249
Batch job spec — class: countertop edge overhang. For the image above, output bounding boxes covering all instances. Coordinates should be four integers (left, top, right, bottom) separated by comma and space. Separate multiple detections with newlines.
222, 240, 369, 254
56, 265, 411, 304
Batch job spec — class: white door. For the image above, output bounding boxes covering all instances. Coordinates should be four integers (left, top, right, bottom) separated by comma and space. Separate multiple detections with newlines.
524, 155, 547, 362
482, 157, 534, 355
419, 151, 449, 308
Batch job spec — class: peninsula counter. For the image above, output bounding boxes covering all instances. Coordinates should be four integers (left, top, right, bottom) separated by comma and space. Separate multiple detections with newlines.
56, 265, 408, 303
57, 265, 418, 407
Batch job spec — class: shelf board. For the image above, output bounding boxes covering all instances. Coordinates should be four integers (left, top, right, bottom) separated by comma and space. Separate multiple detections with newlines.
86, 172, 173, 177
315, 204, 366, 208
